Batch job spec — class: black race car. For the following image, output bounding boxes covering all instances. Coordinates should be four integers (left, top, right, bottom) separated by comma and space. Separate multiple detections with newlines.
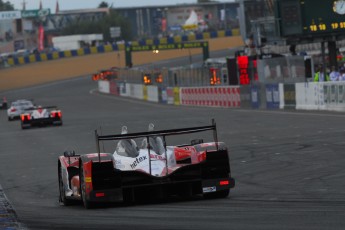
58, 119, 235, 208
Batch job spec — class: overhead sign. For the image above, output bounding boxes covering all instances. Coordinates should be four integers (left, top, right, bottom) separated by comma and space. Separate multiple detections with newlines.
301, 0, 345, 34
21, 9, 50, 18
0, 11, 21, 20
276, 0, 345, 36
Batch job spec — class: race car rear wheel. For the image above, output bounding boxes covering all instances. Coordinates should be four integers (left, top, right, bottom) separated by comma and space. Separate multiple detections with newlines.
58, 165, 72, 206
80, 162, 94, 209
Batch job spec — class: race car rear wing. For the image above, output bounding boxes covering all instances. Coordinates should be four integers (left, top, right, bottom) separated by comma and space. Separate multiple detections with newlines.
24, 106, 58, 111
94, 119, 219, 166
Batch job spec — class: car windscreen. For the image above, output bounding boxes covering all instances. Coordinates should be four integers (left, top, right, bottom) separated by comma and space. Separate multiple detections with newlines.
12, 101, 33, 108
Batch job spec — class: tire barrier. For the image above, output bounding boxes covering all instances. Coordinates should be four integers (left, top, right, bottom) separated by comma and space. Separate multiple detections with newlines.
98, 80, 345, 112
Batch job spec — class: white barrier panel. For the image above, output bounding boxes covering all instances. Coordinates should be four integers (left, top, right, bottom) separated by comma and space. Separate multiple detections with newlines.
296, 82, 324, 110
98, 80, 110, 94
180, 86, 240, 107
295, 82, 345, 112
279, 83, 285, 109
323, 82, 345, 112
129, 84, 144, 100
147, 85, 159, 102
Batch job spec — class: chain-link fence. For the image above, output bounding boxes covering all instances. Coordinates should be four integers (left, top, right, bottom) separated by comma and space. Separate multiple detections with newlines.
117, 55, 308, 87
257, 56, 306, 83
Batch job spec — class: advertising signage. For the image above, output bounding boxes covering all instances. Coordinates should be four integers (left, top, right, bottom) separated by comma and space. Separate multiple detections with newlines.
0, 11, 21, 20
130, 42, 208, 52
21, 9, 50, 18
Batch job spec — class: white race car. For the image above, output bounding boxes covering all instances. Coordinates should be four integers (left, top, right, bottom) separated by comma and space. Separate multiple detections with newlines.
7, 99, 34, 121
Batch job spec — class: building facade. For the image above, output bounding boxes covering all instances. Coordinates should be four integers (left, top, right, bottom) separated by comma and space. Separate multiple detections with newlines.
0, 2, 240, 54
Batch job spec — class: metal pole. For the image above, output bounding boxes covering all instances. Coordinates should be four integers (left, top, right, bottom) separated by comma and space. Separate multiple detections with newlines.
188, 49, 192, 66
146, 137, 151, 175
224, 3, 226, 30
321, 41, 326, 78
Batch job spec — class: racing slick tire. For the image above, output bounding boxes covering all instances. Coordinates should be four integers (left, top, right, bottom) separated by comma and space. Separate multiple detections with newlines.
204, 189, 230, 199
58, 164, 73, 206
79, 161, 94, 209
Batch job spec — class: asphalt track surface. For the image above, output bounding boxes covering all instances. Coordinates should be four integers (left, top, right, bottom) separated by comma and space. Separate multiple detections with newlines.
1, 62, 345, 229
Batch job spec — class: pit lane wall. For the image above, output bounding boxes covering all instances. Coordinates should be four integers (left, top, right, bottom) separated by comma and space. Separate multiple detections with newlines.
98, 81, 345, 112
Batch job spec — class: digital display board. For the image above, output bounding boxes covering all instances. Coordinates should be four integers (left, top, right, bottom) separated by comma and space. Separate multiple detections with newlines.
277, 0, 345, 37
301, 0, 345, 34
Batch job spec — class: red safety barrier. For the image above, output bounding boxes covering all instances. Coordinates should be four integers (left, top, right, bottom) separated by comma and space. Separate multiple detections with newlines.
109, 81, 119, 95
180, 86, 240, 108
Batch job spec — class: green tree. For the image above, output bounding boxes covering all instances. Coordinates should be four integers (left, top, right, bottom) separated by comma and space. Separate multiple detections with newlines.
0, 0, 14, 11
98, 1, 109, 8
61, 10, 132, 41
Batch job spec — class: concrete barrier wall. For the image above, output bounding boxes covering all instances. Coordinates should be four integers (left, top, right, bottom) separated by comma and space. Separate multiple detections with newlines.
296, 82, 345, 112
98, 80, 110, 94
146, 85, 159, 102
98, 80, 345, 112
295, 82, 323, 111
129, 84, 144, 100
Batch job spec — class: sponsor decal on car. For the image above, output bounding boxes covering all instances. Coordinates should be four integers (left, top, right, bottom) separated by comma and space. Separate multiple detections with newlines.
149, 154, 166, 160
130, 156, 147, 169
115, 159, 125, 169
203, 186, 217, 193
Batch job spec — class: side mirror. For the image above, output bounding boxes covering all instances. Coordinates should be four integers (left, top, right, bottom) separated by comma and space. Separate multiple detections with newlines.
64, 150, 76, 157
